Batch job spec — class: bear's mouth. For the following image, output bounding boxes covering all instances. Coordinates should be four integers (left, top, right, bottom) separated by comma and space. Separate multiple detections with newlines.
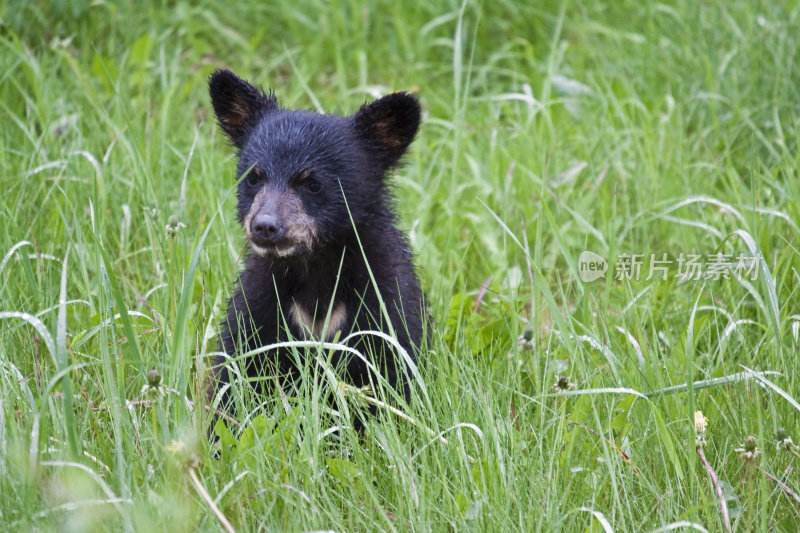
249, 240, 310, 258
246, 220, 316, 259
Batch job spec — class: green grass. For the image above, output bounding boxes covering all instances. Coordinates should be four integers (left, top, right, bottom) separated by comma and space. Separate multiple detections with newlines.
2, 0, 800, 530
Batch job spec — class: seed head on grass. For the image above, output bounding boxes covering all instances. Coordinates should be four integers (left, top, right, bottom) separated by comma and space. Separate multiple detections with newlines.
734, 435, 760, 462
731, 428, 800, 507
166, 439, 201, 471
552, 375, 577, 392
165, 214, 186, 236
141, 368, 166, 398
338, 382, 373, 408
167, 440, 234, 532
775, 427, 799, 456
694, 410, 731, 532
516, 328, 534, 351
338, 381, 451, 446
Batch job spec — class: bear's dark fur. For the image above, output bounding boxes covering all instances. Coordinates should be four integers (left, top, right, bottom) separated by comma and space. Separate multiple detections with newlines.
207, 69, 424, 420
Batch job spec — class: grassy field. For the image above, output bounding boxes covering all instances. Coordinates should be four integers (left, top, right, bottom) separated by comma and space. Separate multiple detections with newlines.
2, 0, 800, 530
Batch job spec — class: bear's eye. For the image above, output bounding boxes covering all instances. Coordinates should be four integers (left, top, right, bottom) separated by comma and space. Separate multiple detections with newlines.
305, 179, 322, 194
244, 170, 263, 187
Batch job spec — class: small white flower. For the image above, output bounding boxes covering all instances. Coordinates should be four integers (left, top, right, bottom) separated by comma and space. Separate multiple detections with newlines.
694, 411, 707, 433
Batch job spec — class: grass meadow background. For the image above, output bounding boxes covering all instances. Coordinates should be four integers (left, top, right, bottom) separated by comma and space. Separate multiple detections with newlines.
2, 0, 800, 530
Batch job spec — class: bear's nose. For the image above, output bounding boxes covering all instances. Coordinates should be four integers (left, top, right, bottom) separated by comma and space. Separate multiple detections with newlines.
251, 213, 283, 241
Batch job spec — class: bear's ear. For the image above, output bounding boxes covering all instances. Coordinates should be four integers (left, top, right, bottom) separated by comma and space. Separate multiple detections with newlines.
353, 92, 421, 169
209, 69, 278, 148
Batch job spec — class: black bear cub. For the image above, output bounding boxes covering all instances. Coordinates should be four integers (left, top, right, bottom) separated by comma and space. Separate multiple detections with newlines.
208, 69, 424, 421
